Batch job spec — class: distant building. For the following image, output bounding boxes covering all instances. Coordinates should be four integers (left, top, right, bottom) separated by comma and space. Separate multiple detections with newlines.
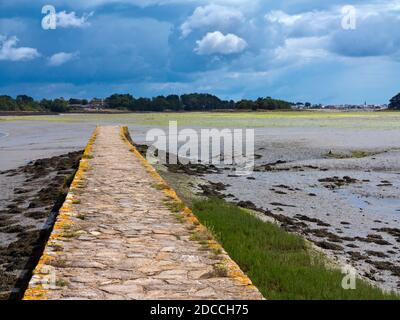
90, 98, 104, 110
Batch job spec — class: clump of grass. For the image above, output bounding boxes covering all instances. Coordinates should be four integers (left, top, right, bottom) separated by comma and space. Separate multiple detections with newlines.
56, 279, 69, 287
173, 212, 185, 223
192, 198, 399, 300
351, 150, 373, 158
164, 199, 185, 213
190, 229, 213, 242
212, 247, 223, 256
153, 183, 169, 191
326, 150, 374, 159
72, 200, 81, 205
76, 214, 85, 220
213, 263, 229, 277
82, 154, 94, 160
50, 258, 67, 268
62, 231, 79, 239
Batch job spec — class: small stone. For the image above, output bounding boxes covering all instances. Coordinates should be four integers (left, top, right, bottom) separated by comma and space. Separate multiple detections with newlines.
127, 253, 146, 258
157, 270, 188, 280
100, 283, 144, 297
160, 247, 176, 252
194, 287, 217, 297
68, 261, 105, 269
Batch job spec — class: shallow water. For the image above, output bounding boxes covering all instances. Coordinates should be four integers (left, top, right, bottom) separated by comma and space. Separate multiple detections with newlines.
338, 191, 400, 217
0, 122, 94, 170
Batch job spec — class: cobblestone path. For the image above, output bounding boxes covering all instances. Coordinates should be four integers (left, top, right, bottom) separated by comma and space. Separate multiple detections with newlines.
24, 126, 263, 300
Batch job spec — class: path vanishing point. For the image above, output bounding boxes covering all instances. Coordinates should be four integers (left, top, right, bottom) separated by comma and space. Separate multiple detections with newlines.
23, 126, 263, 300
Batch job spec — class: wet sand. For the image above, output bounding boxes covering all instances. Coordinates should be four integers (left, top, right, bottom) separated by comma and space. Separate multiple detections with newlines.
0, 122, 93, 171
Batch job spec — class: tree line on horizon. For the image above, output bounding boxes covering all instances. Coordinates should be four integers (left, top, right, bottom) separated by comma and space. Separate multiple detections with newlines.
0, 93, 293, 112
389, 93, 400, 110
0, 95, 71, 113
2, 92, 399, 112
104, 93, 294, 111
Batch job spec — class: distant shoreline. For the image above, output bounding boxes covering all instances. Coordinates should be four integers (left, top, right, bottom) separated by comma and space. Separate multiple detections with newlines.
0, 109, 395, 117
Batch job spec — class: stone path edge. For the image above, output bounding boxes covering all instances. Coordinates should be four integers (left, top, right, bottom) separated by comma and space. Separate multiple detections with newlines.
119, 127, 263, 296
23, 128, 98, 300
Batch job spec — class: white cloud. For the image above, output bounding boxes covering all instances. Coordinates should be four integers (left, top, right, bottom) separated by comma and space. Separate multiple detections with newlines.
57, 11, 93, 28
48, 52, 79, 66
0, 35, 40, 61
265, 10, 302, 26
274, 36, 331, 62
180, 4, 244, 37
195, 31, 247, 55
264, 4, 400, 58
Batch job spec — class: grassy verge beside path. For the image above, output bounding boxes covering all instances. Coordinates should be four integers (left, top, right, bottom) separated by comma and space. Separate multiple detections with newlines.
192, 198, 399, 300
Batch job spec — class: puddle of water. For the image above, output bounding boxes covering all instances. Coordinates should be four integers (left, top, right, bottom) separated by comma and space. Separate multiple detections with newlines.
338, 190, 400, 216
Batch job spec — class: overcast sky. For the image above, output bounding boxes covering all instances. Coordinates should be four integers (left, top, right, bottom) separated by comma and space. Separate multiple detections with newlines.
1, 0, 400, 104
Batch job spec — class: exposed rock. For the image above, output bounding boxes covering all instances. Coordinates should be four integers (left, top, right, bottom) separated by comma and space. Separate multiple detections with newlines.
316, 241, 343, 251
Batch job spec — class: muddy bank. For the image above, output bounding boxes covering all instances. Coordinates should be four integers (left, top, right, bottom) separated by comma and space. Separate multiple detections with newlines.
132, 142, 223, 177
0, 150, 82, 300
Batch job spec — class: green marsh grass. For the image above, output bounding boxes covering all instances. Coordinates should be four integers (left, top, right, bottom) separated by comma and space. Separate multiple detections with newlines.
192, 198, 399, 300
1, 111, 400, 129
